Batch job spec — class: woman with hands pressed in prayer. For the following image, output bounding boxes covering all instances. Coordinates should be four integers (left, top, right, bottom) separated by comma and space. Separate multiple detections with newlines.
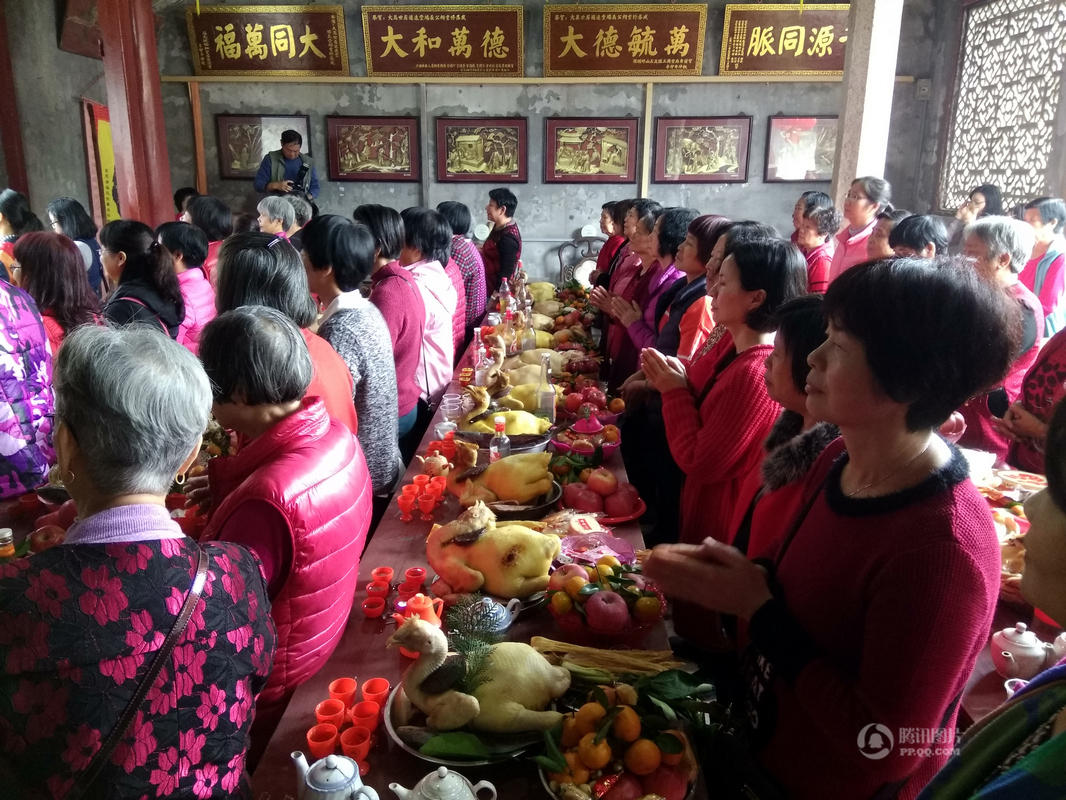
645, 257, 1019, 800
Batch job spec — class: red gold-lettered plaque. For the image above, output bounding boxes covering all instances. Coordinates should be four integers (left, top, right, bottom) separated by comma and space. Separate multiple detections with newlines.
719, 4, 850, 76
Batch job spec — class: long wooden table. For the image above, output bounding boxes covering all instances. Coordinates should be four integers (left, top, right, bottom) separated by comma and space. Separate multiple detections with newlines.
250, 362, 669, 799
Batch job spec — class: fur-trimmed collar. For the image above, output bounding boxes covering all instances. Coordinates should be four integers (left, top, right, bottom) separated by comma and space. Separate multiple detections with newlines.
760, 411, 840, 491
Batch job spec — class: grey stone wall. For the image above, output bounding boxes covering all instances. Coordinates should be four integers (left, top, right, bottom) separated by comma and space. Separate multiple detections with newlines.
10, 0, 952, 279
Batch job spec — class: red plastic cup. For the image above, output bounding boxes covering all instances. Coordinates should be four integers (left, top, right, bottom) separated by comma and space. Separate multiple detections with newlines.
315, 698, 346, 729
430, 476, 447, 491
404, 567, 426, 585
361, 597, 385, 618
351, 700, 380, 732
306, 723, 338, 759
366, 581, 390, 599
339, 725, 372, 760
412, 475, 430, 489
418, 494, 436, 520
329, 678, 358, 708
397, 494, 416, 522
371, 566, 394, 584
361, 677, 390, 708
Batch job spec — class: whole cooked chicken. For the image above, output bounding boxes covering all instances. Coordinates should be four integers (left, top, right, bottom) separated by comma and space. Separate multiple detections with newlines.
446, 440, 553, 506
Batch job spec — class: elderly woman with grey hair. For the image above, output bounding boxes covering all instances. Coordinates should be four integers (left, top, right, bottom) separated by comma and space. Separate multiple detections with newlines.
256, 195, 295, 236
957, 215, 1043, 462
197, 305, 373, 768
0, 325, 276, 797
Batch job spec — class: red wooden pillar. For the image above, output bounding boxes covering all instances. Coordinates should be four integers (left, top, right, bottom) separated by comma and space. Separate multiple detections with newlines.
98, 0, 173, 225
0, 2, 28, 193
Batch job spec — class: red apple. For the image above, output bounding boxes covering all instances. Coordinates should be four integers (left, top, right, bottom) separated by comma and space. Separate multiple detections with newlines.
586, 467, 618, 497
604, 773, 645, 800
641, 765, 689, 800
577, 402, 599, 419
584, 590, 630, 632
562, 482, 603, 513
548, 563, 591, 591
605, 483, 641, 516
564, 392, 585, 413
581, 387, 607, 408
29, 525, 66, 553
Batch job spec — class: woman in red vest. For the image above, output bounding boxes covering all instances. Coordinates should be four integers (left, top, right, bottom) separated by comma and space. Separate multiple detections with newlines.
198, 306, 373, 769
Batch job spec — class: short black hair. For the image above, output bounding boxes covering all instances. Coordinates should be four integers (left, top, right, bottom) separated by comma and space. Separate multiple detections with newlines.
657, 207, 699, 261
606, 200, 627, 230
46, 197, 97, 240
876, 208, 910, 225
436, 201, 472, 236
173, 187, 198, 215
972, 184, 1004, 216
400, 207, 452, 265
729, 239, 808, 333
1025, 196, 1066, 234
688, 214, 733, 264
281, 129, 303, 146
156, 220, 208, 267
806, 206, 843, 237
186, 195, 233, 241
824, 256, 1020, 431
888, 214, 949, 255
488, 187, 517, 216
200, 306, 312, 405
630, 198, 663, 235
301, 214, 376, 292
0, 189, 40, 235
215, 232, 316, 327
353, 204, 404, 261
773, 294, 826, 393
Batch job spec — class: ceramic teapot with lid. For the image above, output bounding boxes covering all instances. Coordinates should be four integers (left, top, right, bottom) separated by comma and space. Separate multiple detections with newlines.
389, 766, 496, 800
292, 751, 380, 800
990, 622, 1056, 679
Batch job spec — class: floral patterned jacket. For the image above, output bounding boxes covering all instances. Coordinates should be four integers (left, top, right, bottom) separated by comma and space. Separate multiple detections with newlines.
0, 535, 276, 799
0, 282, 53, 497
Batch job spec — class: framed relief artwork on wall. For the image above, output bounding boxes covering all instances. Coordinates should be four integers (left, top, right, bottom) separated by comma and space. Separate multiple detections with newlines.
435, 117, 528, 182
653, 116, 752, 183
544, 118, 639, 183
327, 116, 420, 181
764, 115, 838, 182
216, 114, 311, 179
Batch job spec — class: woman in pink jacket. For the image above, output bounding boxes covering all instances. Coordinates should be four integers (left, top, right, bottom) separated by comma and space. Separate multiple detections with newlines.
156, 221, 216, 355
827, 176, 892, 283
199, 305, 372, 769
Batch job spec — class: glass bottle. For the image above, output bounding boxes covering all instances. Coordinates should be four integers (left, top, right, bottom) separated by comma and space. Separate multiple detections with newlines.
504, 309, 520, 356
536, 352, 556, 424
0, 527, 14, 561
520, 301, 537, 352
472, 328, 489, 387
489, 416, 510, 462
498, 278, 513, 314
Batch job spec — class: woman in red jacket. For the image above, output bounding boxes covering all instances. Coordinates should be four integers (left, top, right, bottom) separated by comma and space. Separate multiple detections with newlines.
645, 257, 1019, 800
199, 306, 373, 769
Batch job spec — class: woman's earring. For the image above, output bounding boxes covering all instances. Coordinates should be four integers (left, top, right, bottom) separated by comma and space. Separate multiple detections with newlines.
64, 469, 76, 485
174, 472, 186, 486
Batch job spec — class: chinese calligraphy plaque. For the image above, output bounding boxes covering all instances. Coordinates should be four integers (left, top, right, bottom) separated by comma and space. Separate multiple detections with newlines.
363, 6, 523, 77
719, 4, 849, 76
545, 4, 706, 77
186, 5, 349, 77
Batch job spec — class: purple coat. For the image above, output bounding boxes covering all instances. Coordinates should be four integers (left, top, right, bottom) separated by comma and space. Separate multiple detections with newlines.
0, 282, 52, 497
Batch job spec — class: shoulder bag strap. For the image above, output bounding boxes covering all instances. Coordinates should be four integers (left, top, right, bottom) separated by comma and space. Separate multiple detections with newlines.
68, 547, 209, 799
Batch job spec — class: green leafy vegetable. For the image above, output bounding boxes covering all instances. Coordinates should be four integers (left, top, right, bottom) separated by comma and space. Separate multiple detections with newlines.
419, 732, 491, 760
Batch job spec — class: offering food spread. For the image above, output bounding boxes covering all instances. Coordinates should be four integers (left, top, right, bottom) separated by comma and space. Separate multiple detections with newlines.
247, 276, 698, 799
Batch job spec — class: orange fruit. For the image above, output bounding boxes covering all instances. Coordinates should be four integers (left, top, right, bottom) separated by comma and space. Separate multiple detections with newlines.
548, 750, 589, 785
609, 397, 626, 413
660, 730, 687, 766
597, 685, 618, 706
612, 705, 641, 743
574, 701, 608, 736
585, 565, 599, 582
602, 426, 620, 443
561, 714, 583, 748
550, 591, 573, 615
577, 732, 612, 770
564, 575, 589, 599
596, 554, 621, 569
624, 738, 662, 776
633, 595, 663, 624
555, 329, 573, 344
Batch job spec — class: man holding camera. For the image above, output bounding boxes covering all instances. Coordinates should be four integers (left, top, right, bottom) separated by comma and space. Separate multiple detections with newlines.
254, 129, 319, 200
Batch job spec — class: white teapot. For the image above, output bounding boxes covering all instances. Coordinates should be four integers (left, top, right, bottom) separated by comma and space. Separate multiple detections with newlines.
292, 751, 380, 800
990, 622, 1056, 679
389, 766, 496, 800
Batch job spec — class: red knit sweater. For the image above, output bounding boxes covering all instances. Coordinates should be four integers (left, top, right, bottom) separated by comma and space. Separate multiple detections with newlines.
742, 447, 1000, 800
662, 344, 781, 547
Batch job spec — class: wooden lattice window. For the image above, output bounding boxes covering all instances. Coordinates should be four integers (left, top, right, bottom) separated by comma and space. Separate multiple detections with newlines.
939, 0, 1066, 212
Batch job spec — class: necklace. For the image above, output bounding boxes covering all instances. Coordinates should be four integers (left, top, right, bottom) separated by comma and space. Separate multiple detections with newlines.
844, 442, 932, 498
